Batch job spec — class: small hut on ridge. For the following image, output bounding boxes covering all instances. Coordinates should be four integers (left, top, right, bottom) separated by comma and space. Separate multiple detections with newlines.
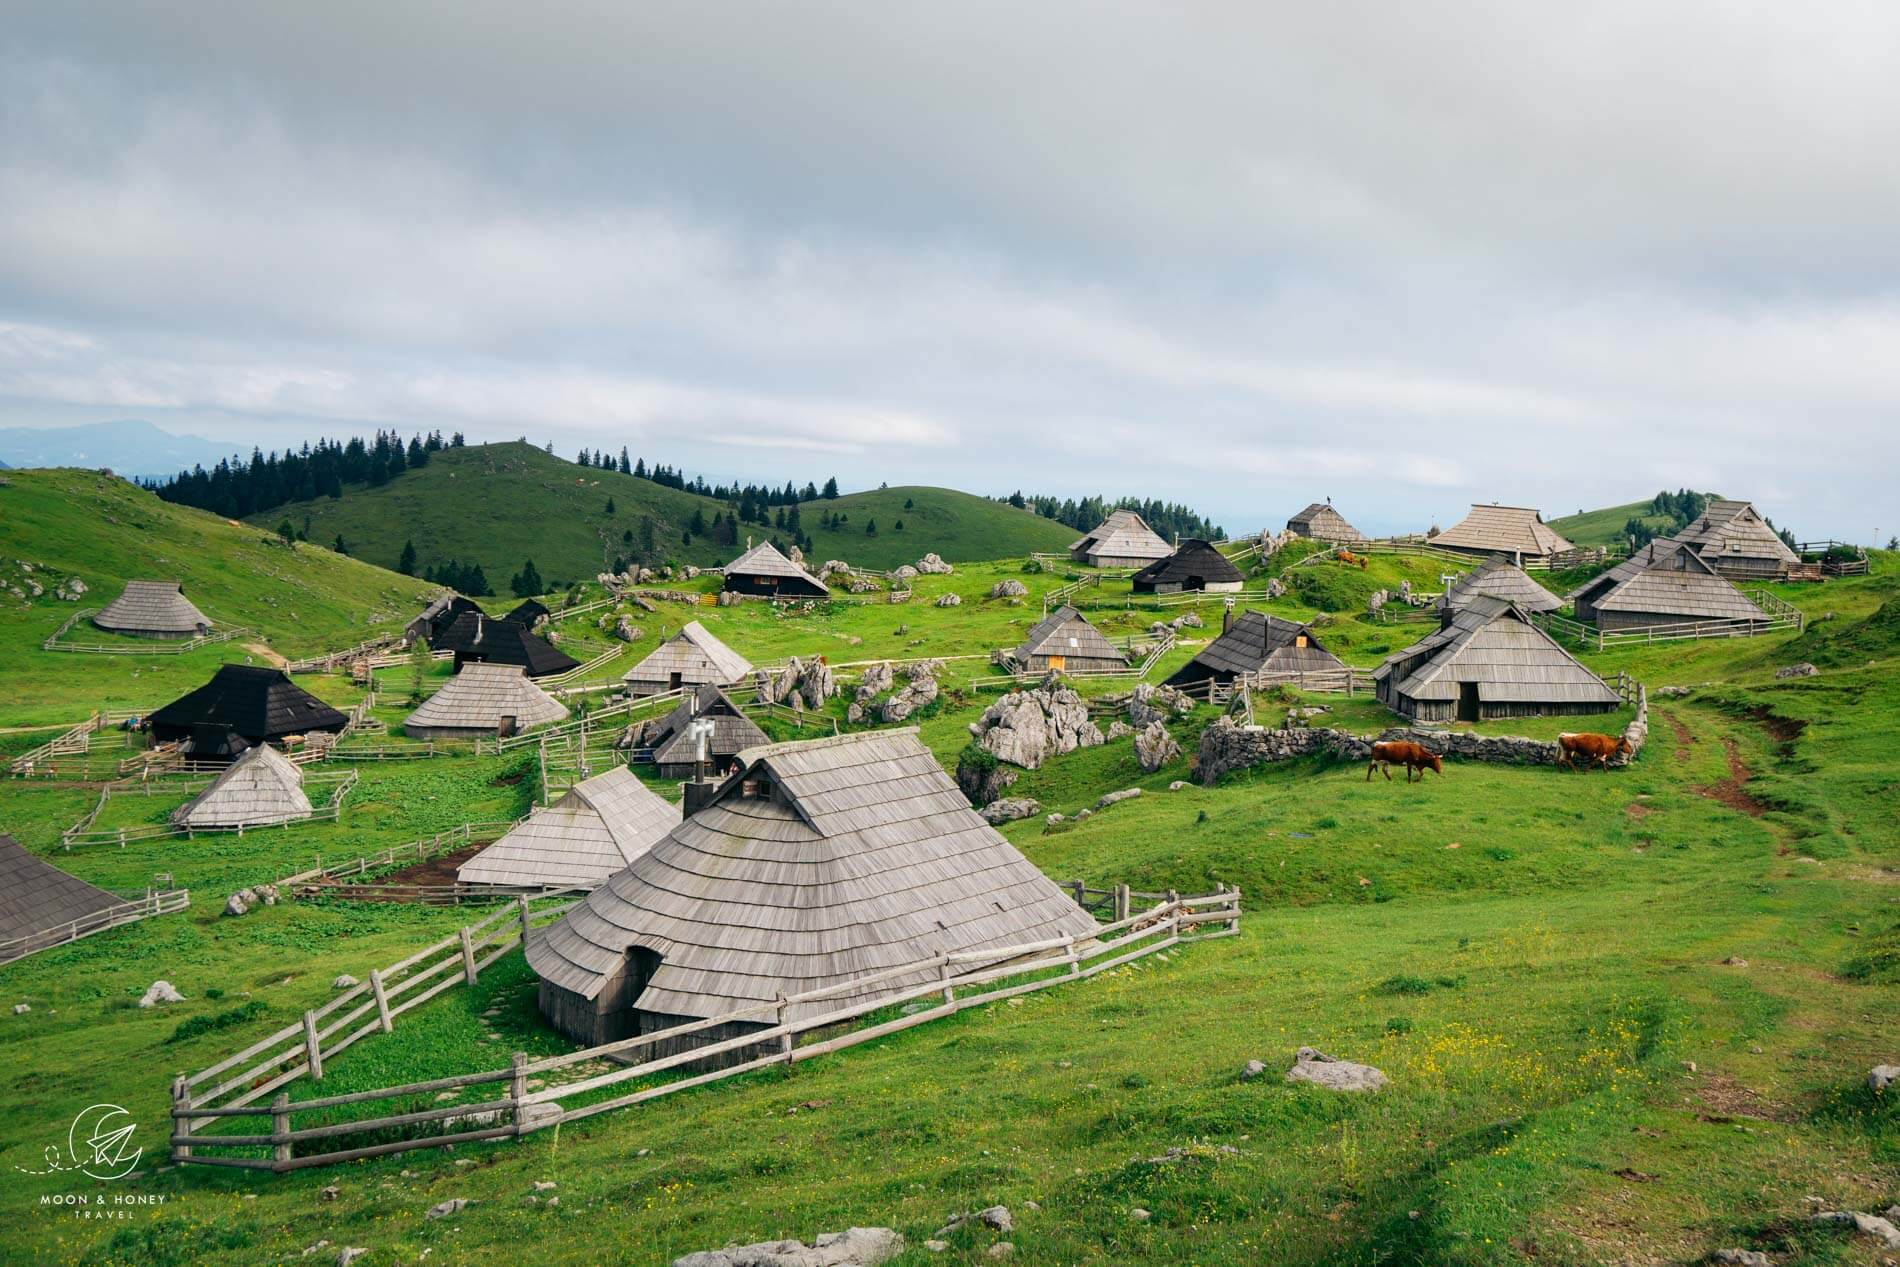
1431, 505, 1573, 563
1163, 609, 1344, 692
1285, 502, 1366, 544
1674, 499, 1799, 580
147, 664, 349, 758
93, 580, 212, 640
171, 744, 315, 830
1567, 538, 1772, 631
629, 684, 768, 780
1441, 556, 1563, 614
621, 622, 753, 697
434, 612, 579, 677
1011, 605, 1128, 675
1069, 510, 1172, 568
1373, 596, 1617, 722
403, 663, 568, 740
722, 541, 829, 599
458, 766, 679, 891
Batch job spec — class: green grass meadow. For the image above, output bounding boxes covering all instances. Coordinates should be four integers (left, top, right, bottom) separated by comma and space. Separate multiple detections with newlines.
1, 479, 1896, 1266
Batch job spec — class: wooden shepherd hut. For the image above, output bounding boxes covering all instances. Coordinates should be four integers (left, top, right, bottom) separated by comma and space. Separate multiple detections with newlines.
1674, 499, 1799, 580
170, 744, 315, 830
434, 611, 579, 677
722, 541, 830, 599
458, 766, 680, 891
1373, 596, 1618, 722
1567, 538, 1772, 632
1163, 608, 1344, 692
148, 664, 349, 757
621, 621, 753, 697
406, 594, 483, 645
1441, 556, 1563, 614
0, 834, 127, 964
1011, 605, 1128, 675
1285, 501, 1366, 544
524, 728, 1099, 1055
92, 580, 212, 640
1431, 505, 1574, 563
503, 598, 551, 629
630, 684, 768, 780
403, 663, 568, 740
1130, 539, 1244, 594
1069, 509, 1172, 568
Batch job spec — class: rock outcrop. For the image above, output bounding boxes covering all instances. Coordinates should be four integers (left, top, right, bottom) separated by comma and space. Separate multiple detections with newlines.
1134, 721, 1180, 772
1284, 1047, 1386, 1092
978, 798, 1041, 825
672, 1228, 905, 1267
138, 980, 186, 1008
914, 554, 954, 575
968, 684, 1104, 769
988, 580, 1028, 599
934, 593, 961, 607
756, 656, 837, 710
1127, 682, 1195, 726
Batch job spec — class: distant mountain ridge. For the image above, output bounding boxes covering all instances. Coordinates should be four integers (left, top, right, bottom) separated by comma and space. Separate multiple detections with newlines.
0, 420, 238, 477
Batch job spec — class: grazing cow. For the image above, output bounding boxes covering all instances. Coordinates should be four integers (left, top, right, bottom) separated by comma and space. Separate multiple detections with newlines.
1558, 732, 1632, 771
1367, 740, 1442, 783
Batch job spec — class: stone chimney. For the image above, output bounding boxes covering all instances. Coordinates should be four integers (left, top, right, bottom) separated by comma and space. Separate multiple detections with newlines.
1222, 597, 1235, 635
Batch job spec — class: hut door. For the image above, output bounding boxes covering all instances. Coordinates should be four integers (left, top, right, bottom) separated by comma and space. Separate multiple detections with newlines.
1457, 683, 1479, 722
1048, 655, 1066, 672
669, 672, 683, 690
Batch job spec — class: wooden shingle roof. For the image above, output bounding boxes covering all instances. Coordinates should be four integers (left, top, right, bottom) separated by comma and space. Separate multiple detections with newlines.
1432, 505, 1574, 558
93, 580, 212, 635
1169, 611, 1342, 680
0, 834, 123, 949
1015, 605, 1127, 664
1285, 502, 1366, 543
171, 744, 315, 829
1676, 500, 1799, 565
622, 621, 753, 688
526, 728, 1099, 1021
404, 663, 568, 734
1569, 540, 1770, 622
1070, 509, 1172, 562
638, 685, 768, 767
1375, 596, 1617, 706
458, 766, 679, 889
1130, 539, 1244, 589
148, 664, 350, 742
724, 541, 829, 592
435, 612, 580, 677
1443, 556, 1563, 614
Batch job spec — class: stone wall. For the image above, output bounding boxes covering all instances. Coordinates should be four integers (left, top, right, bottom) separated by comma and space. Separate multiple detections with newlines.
1196, 684, 1648, 784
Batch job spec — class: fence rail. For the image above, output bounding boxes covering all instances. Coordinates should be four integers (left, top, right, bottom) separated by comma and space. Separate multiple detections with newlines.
542, 645, 628, 690
10, 710, 151, 778
40, 609, 253, 655
0, 888, 190, 964
170, 891, 581, 1157
169, 886, 1240, 1173
58, 770, 360, 850
273, 820, 522, 894
1532, 592, 1801, 650
287, 634, 406, 674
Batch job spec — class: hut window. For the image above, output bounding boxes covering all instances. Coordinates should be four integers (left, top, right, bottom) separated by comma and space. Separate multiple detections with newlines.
1294, 634, 1308, 648
741, 776, 774, 801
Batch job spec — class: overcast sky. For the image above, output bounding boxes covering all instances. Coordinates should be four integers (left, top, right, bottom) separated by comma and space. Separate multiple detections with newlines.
4, 3, 1898, 540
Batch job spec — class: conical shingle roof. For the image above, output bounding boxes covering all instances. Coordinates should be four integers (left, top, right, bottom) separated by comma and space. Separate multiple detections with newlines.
527, 728, 1099, 1023
404, 663, 568, 737
93, 580, 212, 637
458, 766, 680, 889
171, 744, 315, 829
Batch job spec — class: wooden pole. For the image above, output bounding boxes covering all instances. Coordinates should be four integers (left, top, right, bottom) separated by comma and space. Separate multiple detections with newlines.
369, 968, 393, 1034
776, 993, 793, 1063
302, 1010, 324, 1081
170, 1076, 192, 1160
510, 1052, 528, 1136
459, 927, 478, 983
517, 894, 533, 949
938, 956, 955, 1006
271, 1093, 292, 1167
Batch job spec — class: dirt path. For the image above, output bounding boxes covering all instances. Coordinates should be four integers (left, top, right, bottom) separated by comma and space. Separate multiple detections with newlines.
1656, 707, 1693, 762
1698, 736, 1770, 818
243, 642, 288, 668
378, 842, 486, 886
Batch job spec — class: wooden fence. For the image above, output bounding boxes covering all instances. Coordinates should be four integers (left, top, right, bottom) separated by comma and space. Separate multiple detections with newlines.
287, 634, 405, 674
1796, 540, 1871, 577
168, 891, 580, 1164
540, 644, 627, 689
1532, 591, 1802, 650
9, 711, 150, 778
1200, 665, 1376, 704
0, 887, 191, 964
59, 769, 360, 850
972, 630, 1176, 692
271, 820, 522, 897
494, 686, 693, 752
41, 608, 252, 656
168, 886, 1240, 1173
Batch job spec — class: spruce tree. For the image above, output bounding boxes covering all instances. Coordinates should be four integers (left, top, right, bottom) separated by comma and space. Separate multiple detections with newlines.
398, 539, 418, 575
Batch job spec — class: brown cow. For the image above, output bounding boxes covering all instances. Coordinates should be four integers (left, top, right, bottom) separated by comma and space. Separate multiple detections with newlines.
1367, 740, 1442, 783
1557, 732, 1632, 771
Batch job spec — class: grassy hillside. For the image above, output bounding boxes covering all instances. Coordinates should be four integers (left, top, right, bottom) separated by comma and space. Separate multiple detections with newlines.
2, 526, 1896, 1264
0, 468, 433, 726
246, 442, 1076, 583
1550, 498, 1681, 548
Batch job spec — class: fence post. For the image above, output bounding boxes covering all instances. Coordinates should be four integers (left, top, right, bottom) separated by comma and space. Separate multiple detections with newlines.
460, 927, 478, 983
302, 1010, 324, 1081
1115, 884, 1130, 922
170, 1075, 192, 1161
271, 1093, 292, 1168
517, 894, 533, 949
1070, 879, 1085, 907
1229, 885, 1243, 934
510, 1051, 529, 1136
1065, 933, 1080, 977
370, 968, 393, 1033
777, 993, 794, 1063
939, 956, 955, 1006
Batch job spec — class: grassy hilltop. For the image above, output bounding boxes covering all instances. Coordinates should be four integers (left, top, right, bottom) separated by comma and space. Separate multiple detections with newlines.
0, 468, 433, 726
2, 487, 1898, 1265
245, 441, 1077, 582
1551, 498, 1690, 549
